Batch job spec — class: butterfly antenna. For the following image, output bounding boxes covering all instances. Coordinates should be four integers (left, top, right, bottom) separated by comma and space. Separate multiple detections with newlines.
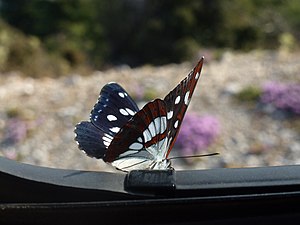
169, 152, 219, 160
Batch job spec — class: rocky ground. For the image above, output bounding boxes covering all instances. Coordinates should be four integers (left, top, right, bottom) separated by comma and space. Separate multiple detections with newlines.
0, 50, 299, 172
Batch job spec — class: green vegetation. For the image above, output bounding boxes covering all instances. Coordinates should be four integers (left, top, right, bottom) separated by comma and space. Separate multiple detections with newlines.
235, 86, 262, 102
0, 20, 71, 77
0, 0, 299, 76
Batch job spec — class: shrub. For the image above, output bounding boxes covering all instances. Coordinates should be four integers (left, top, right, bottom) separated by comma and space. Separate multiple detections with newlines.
260, 82, 300, 115
175, 113, 220, 156
130, 84, 160, 102
235, 86, 262, 102
279, 32, 298, 52
0, 20, 71, 77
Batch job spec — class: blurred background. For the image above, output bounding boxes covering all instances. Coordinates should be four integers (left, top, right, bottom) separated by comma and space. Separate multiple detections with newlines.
0, 0, 299, 171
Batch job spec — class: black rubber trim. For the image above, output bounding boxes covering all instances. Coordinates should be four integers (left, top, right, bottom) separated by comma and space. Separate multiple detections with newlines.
1, 156, 300, 224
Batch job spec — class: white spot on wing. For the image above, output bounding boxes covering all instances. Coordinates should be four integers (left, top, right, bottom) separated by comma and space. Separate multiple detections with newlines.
167, 111, 173, 120
120, 108, 129, 116
103, 141, 110, 147
110, 127, 120, 133
144, 117, 167, 141
107, 114, 117, 121
102, 136, 112, 143
154, 117, 161, 134
175, 96, 180, 104
126, 108, 135, 116
174, 120, 179, 128
129, 142, 143, 150
137, 137, 143, 142
104, 133, 113, 140
184, 91, 190, 105
159, 117, 167, 133
118, 92, 125, 98
195, 72, 200, 80
143, 129, 152, 142
148, 121, 156, 136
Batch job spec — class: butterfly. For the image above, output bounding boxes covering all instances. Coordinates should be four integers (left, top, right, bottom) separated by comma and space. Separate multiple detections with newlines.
74, 58, 204, 172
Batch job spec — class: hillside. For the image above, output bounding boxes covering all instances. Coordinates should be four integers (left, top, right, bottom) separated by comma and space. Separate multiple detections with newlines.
0, 51, 299, 172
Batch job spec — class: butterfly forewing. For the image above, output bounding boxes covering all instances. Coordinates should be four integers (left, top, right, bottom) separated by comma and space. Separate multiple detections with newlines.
75, 83, 139, 158
91, 83, 139, 135
163, 58, 204, 157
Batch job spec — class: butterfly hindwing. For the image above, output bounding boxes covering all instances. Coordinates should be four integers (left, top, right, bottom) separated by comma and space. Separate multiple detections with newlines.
74, 121, 107, 158
104, 99, 168, 163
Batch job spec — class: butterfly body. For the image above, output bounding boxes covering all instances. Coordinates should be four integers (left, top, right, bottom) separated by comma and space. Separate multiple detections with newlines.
75, 58, 204, 171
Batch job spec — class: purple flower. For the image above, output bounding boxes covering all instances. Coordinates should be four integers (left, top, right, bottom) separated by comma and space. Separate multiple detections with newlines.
128, 83, 145, 102
3, 118, 28, 145
175, 113, 220, 156
260, 82, 300, 114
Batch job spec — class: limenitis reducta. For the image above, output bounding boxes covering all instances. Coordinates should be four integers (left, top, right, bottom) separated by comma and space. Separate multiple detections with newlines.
75, 58, 204, 171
